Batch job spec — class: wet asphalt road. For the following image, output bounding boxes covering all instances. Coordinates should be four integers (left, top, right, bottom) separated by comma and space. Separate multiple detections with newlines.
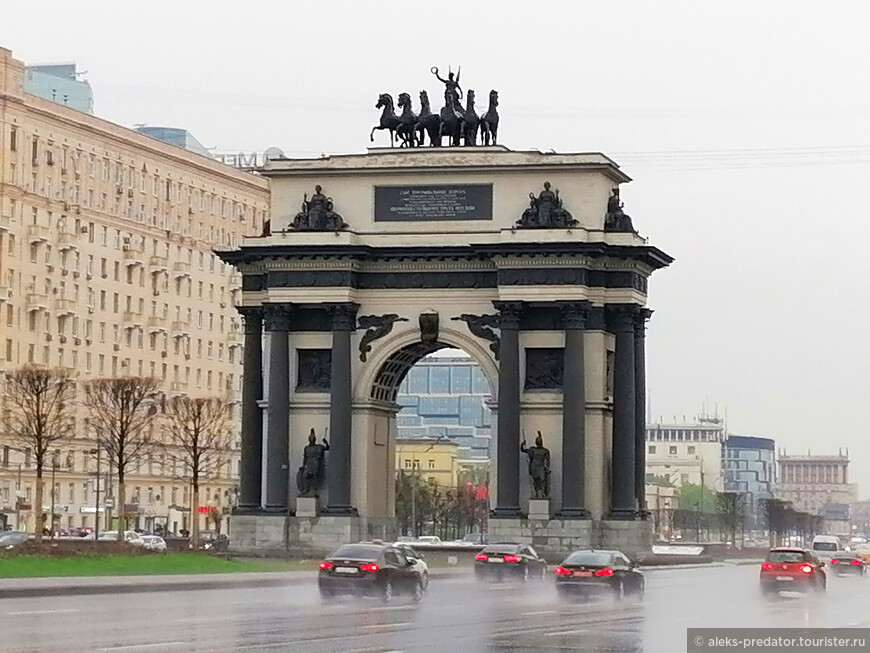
1, 565, 869, 652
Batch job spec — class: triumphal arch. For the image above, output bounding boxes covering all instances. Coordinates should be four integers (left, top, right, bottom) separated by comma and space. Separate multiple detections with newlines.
221, 103, 671, 555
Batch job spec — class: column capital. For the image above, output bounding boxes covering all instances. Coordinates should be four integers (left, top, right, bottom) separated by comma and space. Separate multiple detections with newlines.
633, 307, 653, 336
262, 304, 292, 332
237, 306, 263, 334
559, 301, 590, 330
328, 302, 359, 331
606, 304, 639, 333
493, 301, 524, 330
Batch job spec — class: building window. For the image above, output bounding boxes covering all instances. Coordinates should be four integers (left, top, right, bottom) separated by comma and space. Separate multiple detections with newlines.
648, 445, 656, 455
669, 446, 677, 456
687, 446, 696, 455
428, 460, 435, 470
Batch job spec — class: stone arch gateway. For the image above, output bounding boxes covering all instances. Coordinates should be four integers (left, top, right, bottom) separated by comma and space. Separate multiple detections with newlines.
219, 147, 672, 557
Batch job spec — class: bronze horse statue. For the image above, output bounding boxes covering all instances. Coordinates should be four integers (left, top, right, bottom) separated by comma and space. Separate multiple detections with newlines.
480, 89, 499, 146
462, 90, 480, 146
415, 90, 442, 146
439, 89, 464, 147
370, 93, 401, 147
395, 92, 418, 148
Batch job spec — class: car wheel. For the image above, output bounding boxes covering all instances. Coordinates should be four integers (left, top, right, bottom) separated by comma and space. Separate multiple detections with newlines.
817, 578, 827, 593
412, 579, 424, 602
319, 590, 334, 603
383, 580, 393, 604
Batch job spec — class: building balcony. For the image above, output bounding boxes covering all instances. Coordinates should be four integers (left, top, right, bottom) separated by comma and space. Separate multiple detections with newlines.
26, 293, 49, 312
229, 274, 242, 291
148, 255, 169, 272
27, 225, 50, 243
122, 311, 144, 329
57, 365, 80, 378
0, 286, 9, 303
54, 298, 77, 316
147, 316, 167, 333
172, 261, 191, 278
170, 381, 188, 394
171, 320, 191, 335
0, 215, 11, 231
122, 246, 144, 266
57, 232, 79, 250
227, 331, 242, 347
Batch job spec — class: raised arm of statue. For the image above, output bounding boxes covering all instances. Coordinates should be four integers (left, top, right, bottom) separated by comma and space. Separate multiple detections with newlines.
322, 439, 330, 450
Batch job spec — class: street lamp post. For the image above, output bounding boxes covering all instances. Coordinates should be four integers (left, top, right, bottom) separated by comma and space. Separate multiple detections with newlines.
50, 458, 57, 536
86, 445, 101, 541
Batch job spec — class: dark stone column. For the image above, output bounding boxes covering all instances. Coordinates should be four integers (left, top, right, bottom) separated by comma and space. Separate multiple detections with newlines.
263, 304, 291, 511
608, 305, 637, 520
237, 307, 263, 512
326, 303, 358, 514
634, 309, 652, 516
557, 302, 590, 519
492, 301, 523, 518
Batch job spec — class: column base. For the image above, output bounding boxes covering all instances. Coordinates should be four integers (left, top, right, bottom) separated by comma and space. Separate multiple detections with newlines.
490, 506, 523, 519
554, 507, 591, 520
296, 496, 321, 518
607, 508, 637, 521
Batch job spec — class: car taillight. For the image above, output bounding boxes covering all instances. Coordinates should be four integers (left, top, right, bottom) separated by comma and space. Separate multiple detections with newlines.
830, 559, 838, 564
318, 561, 333, 570
359, 563, 379, 572
760, 562, 773, 570
595, 568, 614, 577
553, 566, 571, 575
475, 553, 488, 561
502, 555, 520, 563
851, 560, 862, 566
799, 564, 813, 574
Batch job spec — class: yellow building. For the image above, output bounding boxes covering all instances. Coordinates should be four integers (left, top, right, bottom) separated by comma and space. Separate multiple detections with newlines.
395, 438, 460, 488
0, 47, 269, 534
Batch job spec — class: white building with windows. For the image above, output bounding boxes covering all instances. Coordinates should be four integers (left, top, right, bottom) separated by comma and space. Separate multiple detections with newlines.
646, 417, 727, 492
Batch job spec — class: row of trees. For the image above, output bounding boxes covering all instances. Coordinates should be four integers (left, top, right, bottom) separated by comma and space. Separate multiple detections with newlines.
395, 471, 489, 541
3, 366, 234, 546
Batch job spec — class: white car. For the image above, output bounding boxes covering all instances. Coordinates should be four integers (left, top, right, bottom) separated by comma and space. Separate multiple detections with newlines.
413, 536, 442, 546
98, 531, 146, 546
393, 542, 430, 590
140, 535, 167, 551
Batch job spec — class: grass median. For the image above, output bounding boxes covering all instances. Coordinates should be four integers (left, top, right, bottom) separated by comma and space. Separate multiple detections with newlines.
0, 552, 315, 578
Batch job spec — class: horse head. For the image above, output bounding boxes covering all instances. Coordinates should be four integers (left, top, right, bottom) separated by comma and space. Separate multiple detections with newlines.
398, 92, 412, 111
466, 89, 476, 113
376, 93, 394, 111
489, 90, 499, 108
419, 90, 431, 113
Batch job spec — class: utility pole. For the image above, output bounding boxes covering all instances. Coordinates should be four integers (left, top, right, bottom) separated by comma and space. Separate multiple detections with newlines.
697, 467, 705, 543
50, 459, 57, 536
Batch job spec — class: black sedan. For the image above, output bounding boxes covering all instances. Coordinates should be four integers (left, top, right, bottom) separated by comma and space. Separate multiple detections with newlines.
553, 549, 644, 600
318, 542, 425, 603
829, 552, 866, 576
474, 543, 547, 582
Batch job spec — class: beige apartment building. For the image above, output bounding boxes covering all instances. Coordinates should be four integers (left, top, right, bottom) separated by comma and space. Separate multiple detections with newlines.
777, 450, 858, 535
0, 47, 269, 534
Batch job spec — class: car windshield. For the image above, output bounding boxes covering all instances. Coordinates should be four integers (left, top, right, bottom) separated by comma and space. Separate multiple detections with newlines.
329, 544, 382, 560
767, 551, 806, 563
564, 551, 613, 566
482, 545, 520, 555
813, 542, 838, 552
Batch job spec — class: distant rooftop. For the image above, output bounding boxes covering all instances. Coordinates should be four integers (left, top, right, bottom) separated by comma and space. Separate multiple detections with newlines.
25, 62, 93, 114
134, 127, 212, 158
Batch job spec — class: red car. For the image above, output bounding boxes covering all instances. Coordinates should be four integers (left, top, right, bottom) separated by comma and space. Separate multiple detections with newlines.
760, 547, 826, 596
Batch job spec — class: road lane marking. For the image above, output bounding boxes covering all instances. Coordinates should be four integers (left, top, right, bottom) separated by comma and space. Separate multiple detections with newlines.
359, 622, 411, 630
523, 610, 557, 616
96, 642, 186, 651
7, 608, 80, 616
545, 629, 589, 637
371, 605, 415, 611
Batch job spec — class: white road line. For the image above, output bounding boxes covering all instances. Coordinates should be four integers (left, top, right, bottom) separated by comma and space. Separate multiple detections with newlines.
6, 609, 80, 616
371, 605, 415, 611
545, 629, 589, 637
96, 642, 186, 652
359, 622, 412, 630
523, 610, 557, 616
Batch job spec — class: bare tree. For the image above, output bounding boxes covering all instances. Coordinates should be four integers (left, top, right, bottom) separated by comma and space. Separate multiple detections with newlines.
84, 377, 159, 541
164, 396, 231, 548
3, 367, 76, 542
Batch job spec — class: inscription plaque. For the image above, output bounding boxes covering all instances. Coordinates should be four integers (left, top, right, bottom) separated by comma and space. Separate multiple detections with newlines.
374, 184, 493, 222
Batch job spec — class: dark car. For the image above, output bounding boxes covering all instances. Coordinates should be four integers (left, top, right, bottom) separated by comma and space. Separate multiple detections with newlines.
760, 548, 827, 595
474, 543, 547, 582
553, 549, 644, 600
829, 551, 865, 576
318, 542, 425, 603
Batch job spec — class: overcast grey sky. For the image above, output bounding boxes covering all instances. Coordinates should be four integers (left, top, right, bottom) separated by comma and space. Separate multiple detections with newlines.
3, 1, 869, 497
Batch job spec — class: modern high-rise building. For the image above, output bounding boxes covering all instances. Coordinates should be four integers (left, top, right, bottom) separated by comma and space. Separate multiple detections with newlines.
723, 435, 775, 526
24, 63, 94, 115
0, 46, 270, 534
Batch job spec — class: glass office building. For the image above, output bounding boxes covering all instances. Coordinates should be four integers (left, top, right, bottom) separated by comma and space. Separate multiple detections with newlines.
396, 352, 493, 462
724, 435, 776, 526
